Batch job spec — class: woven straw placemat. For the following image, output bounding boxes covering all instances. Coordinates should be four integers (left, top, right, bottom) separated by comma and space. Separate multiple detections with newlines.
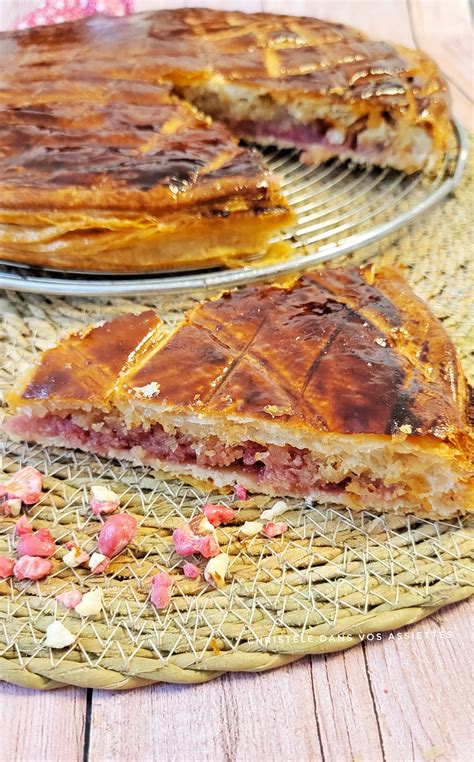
0, 146, 473, 691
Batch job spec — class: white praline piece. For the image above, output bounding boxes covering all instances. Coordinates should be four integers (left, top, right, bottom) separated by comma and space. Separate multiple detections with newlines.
88, 552, 108, 571
45, 621, 76, 649
75, 588, 103, 617
261, 500, 289, 521
239, 521, 264, 537
6, 499, 22, 517
196, 516, 216, 535
90, 485, 119, 504
204, 553, 229, 588
63, 545, 89, 568
63, 548, 82, 568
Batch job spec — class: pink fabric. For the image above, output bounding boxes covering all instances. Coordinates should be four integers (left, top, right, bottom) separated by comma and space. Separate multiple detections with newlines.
16, 1, 134, 30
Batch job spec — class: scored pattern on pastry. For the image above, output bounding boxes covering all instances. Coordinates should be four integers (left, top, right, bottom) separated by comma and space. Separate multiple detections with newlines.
0, 79, 259, 198
122, 266, 468, 439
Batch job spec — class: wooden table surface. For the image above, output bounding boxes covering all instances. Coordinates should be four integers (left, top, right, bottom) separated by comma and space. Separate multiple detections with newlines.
1, 2, 473, 761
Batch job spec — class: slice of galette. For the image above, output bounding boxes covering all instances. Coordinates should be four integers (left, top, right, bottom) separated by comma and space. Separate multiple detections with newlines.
5, 266, 473, 519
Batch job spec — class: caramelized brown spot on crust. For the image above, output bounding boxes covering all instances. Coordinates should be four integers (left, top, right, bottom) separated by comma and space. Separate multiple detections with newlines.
22, 310, 160, 404
467, 386, 474, 428
128, 324, 234, 406
0, 2, 450, 283
307, 268, 402, 327
187, 278, 410, 434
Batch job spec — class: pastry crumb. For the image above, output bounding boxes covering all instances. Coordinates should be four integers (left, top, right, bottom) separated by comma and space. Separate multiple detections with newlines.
132, 381, 160, 398
263, 404, 293, 417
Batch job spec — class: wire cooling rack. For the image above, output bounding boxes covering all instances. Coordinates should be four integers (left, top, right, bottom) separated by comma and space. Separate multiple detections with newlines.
0, 120, 467, 296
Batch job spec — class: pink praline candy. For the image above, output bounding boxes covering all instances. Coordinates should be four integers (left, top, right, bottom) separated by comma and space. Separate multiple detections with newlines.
0, 556, 15, 579
17, 528, 56, 558
234, 484, 247, 500
172, 526, 197, 556
1, 466, 43, 504
202, 503, 235, 527
150, 572, 173, 610
152, 572, 173, 588
263, 521, 288, 538
183, 562, 201, 580
195, 533, 219, 558
98, 513, 137, 557
15, 515, 33, 537
89, 492, 120, 515
14, 556, 53, 580
56, 589, 83, 609
172, 526, 219, 558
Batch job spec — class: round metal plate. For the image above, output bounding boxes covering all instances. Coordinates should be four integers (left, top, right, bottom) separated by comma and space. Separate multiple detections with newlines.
0, 119, 467, 296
